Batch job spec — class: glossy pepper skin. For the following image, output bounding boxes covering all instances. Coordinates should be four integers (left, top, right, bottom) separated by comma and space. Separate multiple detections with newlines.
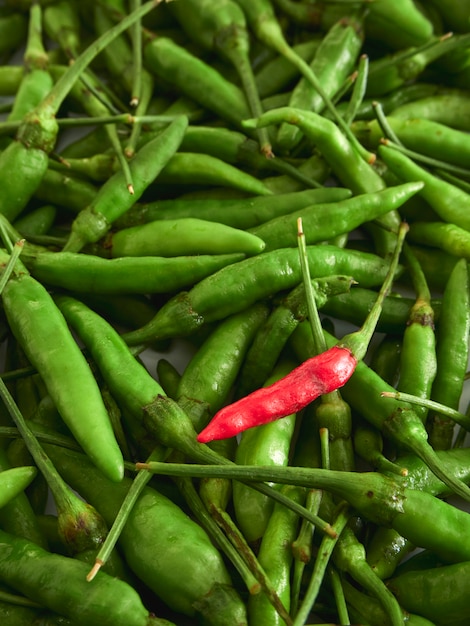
44, 444, 248, 626
0, 529, 153, 626
0, 252, 124, 483
197, 344, 356, 442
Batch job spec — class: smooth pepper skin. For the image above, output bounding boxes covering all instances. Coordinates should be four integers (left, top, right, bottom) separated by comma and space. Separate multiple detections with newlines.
0, 529, 152, 626
197, 345, 356, 442
44, 444, 247, 625
0, 255, 124, 483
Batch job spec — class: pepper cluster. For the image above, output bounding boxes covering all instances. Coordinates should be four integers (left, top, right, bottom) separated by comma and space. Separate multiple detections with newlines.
0, 1, 469, 625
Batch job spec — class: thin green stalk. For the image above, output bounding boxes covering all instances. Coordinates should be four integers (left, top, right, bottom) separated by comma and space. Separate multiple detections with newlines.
297, 217, 326, 353
292, 502, 350, 626
290, 489, 322, 617
381, 391, 470, 430
341, 222, 408, 360
129, 0, 143, 107
343, 53, 368, 126
87, 444, 168, 581
0, 240, 24, 291
175, 476, 262, 596
329, 567, 350, 626
373, 101, 404, 147
381, 138, 470, 179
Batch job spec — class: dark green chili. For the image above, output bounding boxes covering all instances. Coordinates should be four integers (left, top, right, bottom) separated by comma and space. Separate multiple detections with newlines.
19, 243, 245, 296
122, 245, 403, 346
62, 115, 188, 253
45, 443, 248, 626
276, 13, 364, 153
0, 528, 158, 626
248, 181, 424, 251
378, 142, 470, 232
115, 186, 352, 231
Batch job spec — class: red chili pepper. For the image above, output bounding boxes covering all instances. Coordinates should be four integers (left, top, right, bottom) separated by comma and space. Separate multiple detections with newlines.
197, 344, 356, 442
197, 222, 408, 443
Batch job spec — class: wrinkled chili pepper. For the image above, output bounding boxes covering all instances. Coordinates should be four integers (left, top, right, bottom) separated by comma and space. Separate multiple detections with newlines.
197, 223, 408, 443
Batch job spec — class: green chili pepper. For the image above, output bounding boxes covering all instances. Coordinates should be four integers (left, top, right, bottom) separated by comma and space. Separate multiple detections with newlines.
359, 0, 434, 49
34, 167, 99, 213
391, 90, 470, 131
378, 142, 470, 232
354, 115, 470, 167
255, 38, 322, 98
428, 258, 470, 449
116, 186, 351, 231
13, 205, 56, 239
388, 562, 470, 625
396, 245, 437, 424
276, 13, 364, 153
0, 250, 124, 483
122, 245, 403, 345
44, 444, 248, 626
0, 466, 37, 509
62, 115, 188, 252
0, 12, 27, 58
143, 33, 251, 130
7, 4, 53, 125
321, 287, 442, 334
0, 528, 158, 626
408, 221, 470, 260
249, 182, 424, 251
92, 217, 265, 258
19, 244, 244, 296
152, 151, 275, 196
365, 33, 470, 97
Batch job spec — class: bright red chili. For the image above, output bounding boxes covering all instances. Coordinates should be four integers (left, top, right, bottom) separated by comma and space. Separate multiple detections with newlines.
196, 344, 356, 442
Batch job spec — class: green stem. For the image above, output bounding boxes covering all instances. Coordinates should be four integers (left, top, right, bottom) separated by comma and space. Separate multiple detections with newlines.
0, 240, 24, 291
0, 425, 81, 450
176, 477, 262, 596
37, 0, 161, 118
373, 101, 404, 147
87, 443, 168, 581
208, 503, 292, 623
341, 221, 408, 361
343, 53, 368, 126
329, 567, 350, 626
297, 217, 327, 353
292, 502, 350, 626
381, 391, 470, 430
381, 138, 470, 179
129, 0, 143, 107
290, 489, 322, 617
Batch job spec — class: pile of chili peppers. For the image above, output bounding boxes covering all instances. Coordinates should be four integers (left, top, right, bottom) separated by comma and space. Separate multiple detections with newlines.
0, 1, 470, 625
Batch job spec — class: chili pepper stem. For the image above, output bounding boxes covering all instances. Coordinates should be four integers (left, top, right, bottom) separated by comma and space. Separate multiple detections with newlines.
381, 391, 470, 430
339, 222, 409, 361
0, 240, 24, 293
293, 502, 350, 626
87, 443, 169, 581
